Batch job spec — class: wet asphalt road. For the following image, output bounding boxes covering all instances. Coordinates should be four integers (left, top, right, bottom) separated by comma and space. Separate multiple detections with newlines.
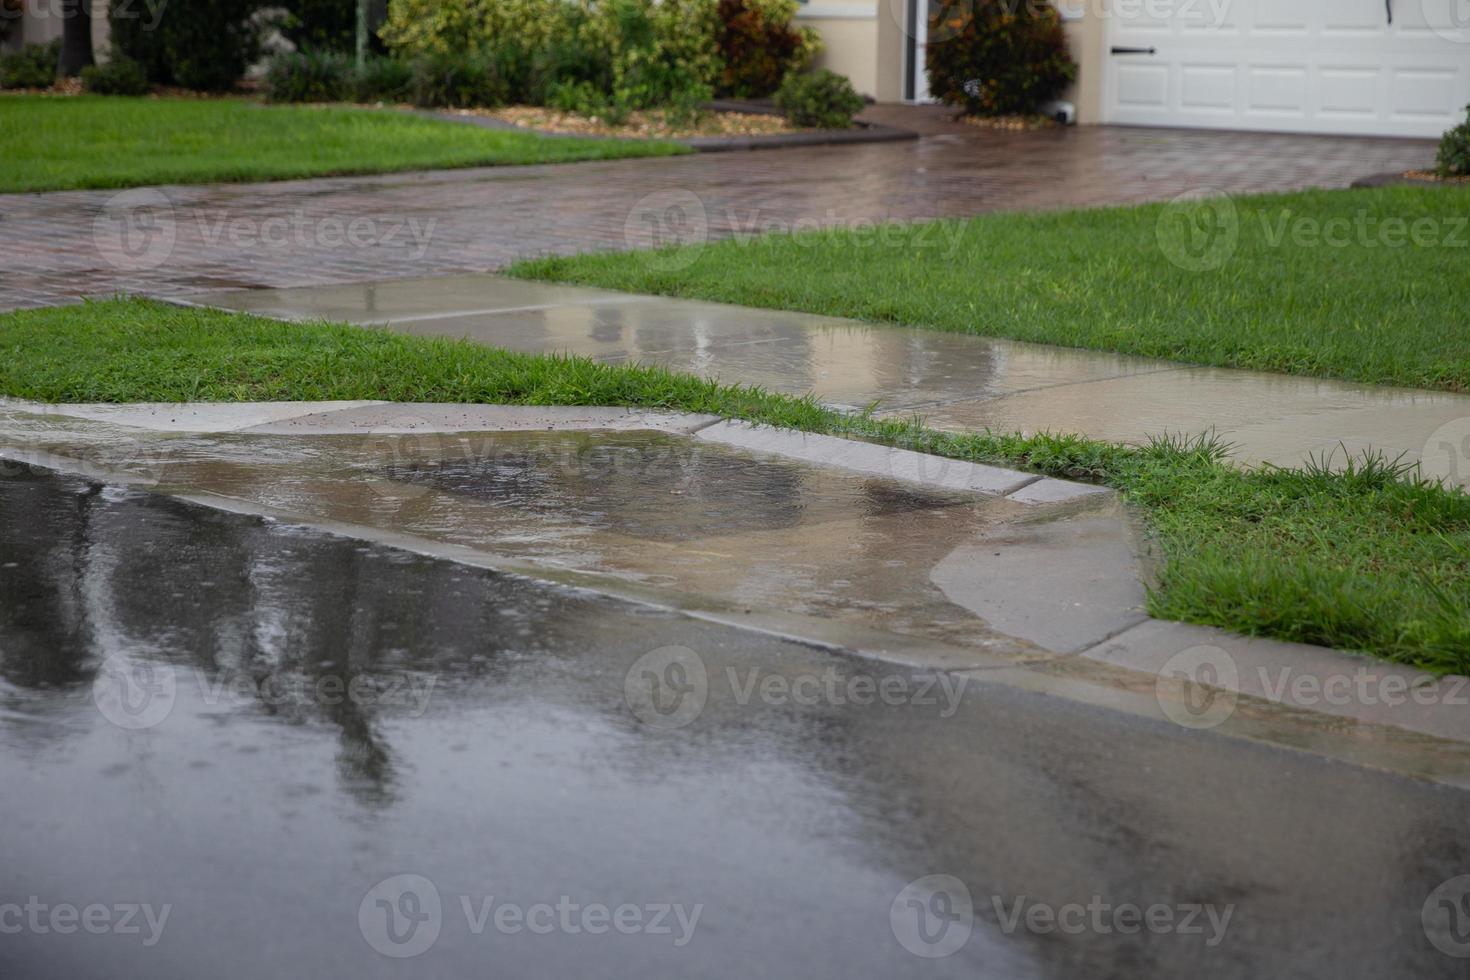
2, 470, 1469, 979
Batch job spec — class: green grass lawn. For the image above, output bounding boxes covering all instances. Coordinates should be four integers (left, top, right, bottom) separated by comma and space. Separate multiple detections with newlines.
0, 95, 688, 193
2, 299, 1468, 673
511, 185, 1470, 392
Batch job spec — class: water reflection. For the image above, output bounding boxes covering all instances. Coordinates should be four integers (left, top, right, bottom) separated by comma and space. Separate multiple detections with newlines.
2, 470, 1468, 979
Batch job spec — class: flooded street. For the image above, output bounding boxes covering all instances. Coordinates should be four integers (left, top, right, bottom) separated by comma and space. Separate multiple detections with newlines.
2, 469, 1467, 979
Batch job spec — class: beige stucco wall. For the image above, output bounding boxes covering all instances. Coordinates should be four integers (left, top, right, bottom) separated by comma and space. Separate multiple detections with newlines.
1060, 5, 1105, 124
796, 5, 882, 99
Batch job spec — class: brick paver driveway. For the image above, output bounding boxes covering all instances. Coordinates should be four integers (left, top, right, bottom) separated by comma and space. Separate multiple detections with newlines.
0, 121, 1434, 311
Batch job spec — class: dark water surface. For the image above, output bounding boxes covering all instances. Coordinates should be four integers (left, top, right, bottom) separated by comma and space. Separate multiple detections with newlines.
1, 471, 1467, 979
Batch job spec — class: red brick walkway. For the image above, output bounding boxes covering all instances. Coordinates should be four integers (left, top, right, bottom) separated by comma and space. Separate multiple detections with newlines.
0, 122, 1434, 311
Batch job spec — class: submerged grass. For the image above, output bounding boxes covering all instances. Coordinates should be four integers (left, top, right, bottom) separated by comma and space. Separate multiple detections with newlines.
3, 299, 1467, 672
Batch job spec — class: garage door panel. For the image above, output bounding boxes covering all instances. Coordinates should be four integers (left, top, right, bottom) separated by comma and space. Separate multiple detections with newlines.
1252, 2, 1313, 33
1322, 0, 1386, 32
1180, 65, 1237, 110
1389, 68, 1464, 121
1316, 68, 1381, 118
1247, 67, 1308, 114
1104, 0, 1466, 136
1115, 63, 1171, 108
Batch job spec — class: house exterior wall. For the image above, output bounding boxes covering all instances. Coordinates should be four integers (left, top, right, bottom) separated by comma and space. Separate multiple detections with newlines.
807, 0, 1104, 115
795, 3, 882, 99
2, 0, 111, 60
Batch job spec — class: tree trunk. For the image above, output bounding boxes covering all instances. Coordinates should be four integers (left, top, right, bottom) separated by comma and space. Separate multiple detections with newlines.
58, 0, 94, 78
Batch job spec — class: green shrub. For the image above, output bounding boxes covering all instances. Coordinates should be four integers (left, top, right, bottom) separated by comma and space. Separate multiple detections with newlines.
263, 50, 352, 102
382, 0, 718, 112
410, 51, 516, 108
354, 54, 413, 102
109, 0, 265, 92
381, 0, 580, 61
924, 0, 1076, 116
0, 40, 60, 89
79, 54, 150, 95
774, 68, 863, 128
1437, 105, 1470, 178
715, 0, 818, 97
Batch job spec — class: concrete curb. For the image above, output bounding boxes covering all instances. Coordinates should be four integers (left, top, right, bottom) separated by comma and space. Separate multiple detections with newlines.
694, 420, 1111, 505
3, 398, 1466, 751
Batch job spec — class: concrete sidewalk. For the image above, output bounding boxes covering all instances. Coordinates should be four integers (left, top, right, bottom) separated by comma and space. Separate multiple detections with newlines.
197, 274, 1470, 484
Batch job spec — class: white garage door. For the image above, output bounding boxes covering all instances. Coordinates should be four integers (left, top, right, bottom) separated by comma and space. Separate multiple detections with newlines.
1103, 0, 1470, 137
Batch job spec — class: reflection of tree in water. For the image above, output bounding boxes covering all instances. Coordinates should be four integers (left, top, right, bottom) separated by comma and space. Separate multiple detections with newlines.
0, 471, 624, 807
0, 472, 99, 692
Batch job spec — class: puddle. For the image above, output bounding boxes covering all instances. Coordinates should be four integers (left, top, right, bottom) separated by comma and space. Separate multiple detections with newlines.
2, 470, 1468, 979
0, 421, 1068, 650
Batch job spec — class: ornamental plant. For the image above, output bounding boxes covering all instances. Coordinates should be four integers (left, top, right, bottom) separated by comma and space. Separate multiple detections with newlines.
924, 0, 1076, 116
1436, 105, 1470, 178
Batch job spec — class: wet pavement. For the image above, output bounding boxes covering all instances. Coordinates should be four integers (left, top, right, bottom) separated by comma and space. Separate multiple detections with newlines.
3, 468, 1470, 979
0, 124, 1434, 311
200, 274, 1470, 483
0, 401, 1143, 659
